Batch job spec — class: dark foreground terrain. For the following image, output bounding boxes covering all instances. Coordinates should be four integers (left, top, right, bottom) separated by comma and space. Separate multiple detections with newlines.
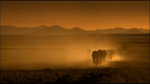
1, 60, 149, 83
1, 34, 149, 83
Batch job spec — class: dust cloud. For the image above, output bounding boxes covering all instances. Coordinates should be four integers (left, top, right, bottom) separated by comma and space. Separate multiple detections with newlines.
1, 34, 146, 70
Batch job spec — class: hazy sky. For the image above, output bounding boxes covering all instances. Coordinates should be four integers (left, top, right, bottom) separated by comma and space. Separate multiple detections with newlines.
1, 1, 149, 30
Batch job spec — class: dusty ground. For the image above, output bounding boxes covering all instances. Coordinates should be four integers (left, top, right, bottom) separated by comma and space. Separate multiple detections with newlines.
1, 60, 149, 83
1, 34, 149, 83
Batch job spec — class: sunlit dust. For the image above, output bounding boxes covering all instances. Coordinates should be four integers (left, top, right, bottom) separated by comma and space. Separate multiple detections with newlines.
112, 55, 121, 61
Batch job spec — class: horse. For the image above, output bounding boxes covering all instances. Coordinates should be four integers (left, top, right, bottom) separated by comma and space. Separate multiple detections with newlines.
92, 51, 99, 66
106, 49, 114, 61
102, 50, 107, 62
97, 49, 103, 65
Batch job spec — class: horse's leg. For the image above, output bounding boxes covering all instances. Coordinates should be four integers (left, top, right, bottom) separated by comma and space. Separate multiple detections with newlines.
100, 58, 102, 65
92, 58, 94, 66
103, 56, 106, 62
97, 59, 99, 67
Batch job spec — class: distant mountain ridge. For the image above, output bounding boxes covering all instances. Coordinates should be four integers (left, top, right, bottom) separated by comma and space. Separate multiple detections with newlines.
1, 25, 149, 35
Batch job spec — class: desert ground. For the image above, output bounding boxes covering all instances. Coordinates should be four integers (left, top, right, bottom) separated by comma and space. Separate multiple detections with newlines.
0, 34, 149, 83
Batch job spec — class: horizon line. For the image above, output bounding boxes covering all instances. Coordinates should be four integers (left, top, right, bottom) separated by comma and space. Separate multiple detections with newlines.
1, 24, 149, 30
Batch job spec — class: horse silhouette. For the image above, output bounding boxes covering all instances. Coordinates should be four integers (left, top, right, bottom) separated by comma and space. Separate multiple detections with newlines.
106, 49, 114, 61
92, 51, 99, 66
97, 49, 103, 65
102, 50, 107, 62
92, 49, 108, 66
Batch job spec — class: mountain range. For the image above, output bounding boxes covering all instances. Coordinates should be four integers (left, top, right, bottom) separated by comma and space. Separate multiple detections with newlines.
1, 25, 149, 35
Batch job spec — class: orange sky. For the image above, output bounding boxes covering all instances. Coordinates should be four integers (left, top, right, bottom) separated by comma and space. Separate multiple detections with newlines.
1, 1, 149, 30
